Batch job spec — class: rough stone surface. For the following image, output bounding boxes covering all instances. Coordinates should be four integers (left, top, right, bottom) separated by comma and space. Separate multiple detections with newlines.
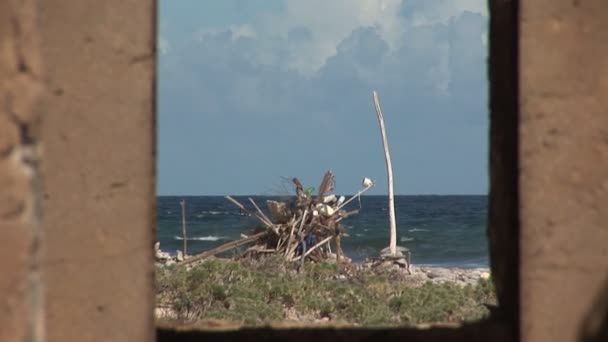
7, 0, 608, 341
520, 1, 608, 342
411, 267, 491, 287
0, 1, 45, 341
38, 1, 156, 341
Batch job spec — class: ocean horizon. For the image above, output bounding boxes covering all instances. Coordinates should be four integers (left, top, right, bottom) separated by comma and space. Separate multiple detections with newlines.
157, 195, 489, 268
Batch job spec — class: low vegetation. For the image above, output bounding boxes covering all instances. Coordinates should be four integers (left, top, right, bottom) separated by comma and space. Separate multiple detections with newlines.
156, 256, 496, 327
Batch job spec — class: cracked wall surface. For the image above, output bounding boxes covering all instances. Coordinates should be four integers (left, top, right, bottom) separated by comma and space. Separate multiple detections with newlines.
520, 1, 608, 341
0, 0, 45, 341
38, 1, 156, 341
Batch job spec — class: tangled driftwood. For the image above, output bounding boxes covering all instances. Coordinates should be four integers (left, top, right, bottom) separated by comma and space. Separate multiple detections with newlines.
175, 91, 413, 272
179, 171, 373, 266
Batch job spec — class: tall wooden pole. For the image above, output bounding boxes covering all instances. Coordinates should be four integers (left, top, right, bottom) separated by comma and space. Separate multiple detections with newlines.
372, 91, 397, 256
180, 199, 187, 256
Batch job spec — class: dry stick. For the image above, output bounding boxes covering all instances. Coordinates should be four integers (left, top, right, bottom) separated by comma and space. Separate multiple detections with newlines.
334, 185, 373, 213
298, 237, 307, 271
180, 199, 187, 256
292, 236, 334, 262
245, 245, 276, 254
279, 215, 296, 251
225, 195, 262, 223
248, 197, 278, 234
225, 195, 248, 211
373, 90, 397, 256
288, 209, 308, 258
336, 233, 342, 264
335, 209, 360, 223
316, 170, 334, 201
286, 209, 306, 256
276, 236, 283, 251
225, 196, 278, 235
179, 232, 266, 266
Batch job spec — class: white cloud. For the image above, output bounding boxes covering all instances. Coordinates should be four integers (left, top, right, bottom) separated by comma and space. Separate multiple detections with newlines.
160, 8, 487, 121
158, 1, 490, 194
194, 25, 257, 42
159, 0, 488, 115
242, 0, 487, 75
402, 0, 487, 25
257, 0, 405, 74
166, 0, 488, 76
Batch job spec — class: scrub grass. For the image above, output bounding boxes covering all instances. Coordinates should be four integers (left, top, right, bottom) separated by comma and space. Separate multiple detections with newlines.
156, 256, 496, 327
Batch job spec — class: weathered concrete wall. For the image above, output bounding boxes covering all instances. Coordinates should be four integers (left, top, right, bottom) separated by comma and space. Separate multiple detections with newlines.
4, 0, 608, 341
38, 1, 156, 341
520, 1, 608, 341
0, 1, 45, 341
1, 0, 518, 341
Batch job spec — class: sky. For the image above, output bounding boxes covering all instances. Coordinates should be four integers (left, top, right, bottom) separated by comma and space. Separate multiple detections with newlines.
157, 0, 489, 196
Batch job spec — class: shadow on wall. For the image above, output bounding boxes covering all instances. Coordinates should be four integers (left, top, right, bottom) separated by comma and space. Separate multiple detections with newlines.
580, 276, 608, 342
156, 318, 513, 342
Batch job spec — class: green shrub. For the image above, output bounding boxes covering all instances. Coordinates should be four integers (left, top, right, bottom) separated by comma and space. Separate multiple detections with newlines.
155, 257, 496, 326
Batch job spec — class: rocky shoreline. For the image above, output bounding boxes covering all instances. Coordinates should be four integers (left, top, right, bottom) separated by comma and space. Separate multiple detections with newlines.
155, 241, 493, 325
154, 242, 490, 286
155, 261, 492, 324
155, 242, 490, 288
406, 265, 490, 286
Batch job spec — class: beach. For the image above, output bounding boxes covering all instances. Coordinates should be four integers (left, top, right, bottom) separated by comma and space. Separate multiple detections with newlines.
155, 195, 492, 327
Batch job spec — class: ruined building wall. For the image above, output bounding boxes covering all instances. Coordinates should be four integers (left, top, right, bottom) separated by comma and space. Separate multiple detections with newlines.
0, 1, 45, 341
38, 1, 157, 341
1, 1, 608, 342
520, 1, 608, 341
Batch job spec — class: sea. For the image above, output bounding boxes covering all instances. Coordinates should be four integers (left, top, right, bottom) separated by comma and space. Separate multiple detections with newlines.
157, 195, 489, 268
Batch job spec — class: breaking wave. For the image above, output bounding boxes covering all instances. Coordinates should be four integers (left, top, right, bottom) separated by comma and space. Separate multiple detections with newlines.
174, 236, 227, 241
408, 228, 430, 232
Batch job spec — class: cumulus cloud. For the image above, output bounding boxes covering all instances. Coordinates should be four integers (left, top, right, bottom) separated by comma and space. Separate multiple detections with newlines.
159, 3, 488, 128
161, 0, 487, 76
158, 0, 489, 194
400, 0, 487, 25
257, 0, 405, 73
206, 0, 487, 75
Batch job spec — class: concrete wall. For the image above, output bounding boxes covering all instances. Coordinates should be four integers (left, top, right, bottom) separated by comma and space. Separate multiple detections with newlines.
520, 1, 608, 341
38, 1, 157, 341
0, 1, 45, 341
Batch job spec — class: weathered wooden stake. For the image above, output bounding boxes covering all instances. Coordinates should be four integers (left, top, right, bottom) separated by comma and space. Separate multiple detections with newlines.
180, 199, 187, 256
372, 91, 397, 256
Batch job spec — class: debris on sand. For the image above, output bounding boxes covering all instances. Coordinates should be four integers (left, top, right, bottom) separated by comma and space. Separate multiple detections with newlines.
178, 171, 377, 268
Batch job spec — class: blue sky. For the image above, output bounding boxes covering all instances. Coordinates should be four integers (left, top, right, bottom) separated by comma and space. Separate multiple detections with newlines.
157, 0, 489, 196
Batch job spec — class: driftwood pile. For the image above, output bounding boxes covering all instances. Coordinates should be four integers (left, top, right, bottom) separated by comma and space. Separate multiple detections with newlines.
180, 171, 374, 267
